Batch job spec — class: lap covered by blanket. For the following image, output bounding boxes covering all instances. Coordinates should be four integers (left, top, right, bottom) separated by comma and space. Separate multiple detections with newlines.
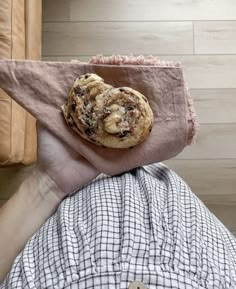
1, 163, 236, 289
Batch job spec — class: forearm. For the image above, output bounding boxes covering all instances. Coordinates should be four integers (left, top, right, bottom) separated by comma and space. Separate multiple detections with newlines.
0, 167, 64, 283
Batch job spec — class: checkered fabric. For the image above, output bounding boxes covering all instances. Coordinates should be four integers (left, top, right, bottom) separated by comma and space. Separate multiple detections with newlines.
1, 163, 236, 289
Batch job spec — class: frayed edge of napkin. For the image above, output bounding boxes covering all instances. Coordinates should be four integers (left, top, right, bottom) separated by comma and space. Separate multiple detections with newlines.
88, 54, 181, 67
185, 83, 199, 145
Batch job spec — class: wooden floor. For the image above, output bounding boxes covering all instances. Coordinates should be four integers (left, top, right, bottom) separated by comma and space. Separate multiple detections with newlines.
1, 0, 236, 236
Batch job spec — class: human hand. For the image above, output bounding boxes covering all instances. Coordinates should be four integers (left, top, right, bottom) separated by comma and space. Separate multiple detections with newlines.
36, 122, 99, 198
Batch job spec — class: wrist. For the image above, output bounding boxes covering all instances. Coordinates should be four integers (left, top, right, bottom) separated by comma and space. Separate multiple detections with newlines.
0, 167, 65, 282
32, 166, 66, 203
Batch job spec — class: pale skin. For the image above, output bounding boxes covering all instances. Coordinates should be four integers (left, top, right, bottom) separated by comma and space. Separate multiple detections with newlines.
0, 123, 99, 283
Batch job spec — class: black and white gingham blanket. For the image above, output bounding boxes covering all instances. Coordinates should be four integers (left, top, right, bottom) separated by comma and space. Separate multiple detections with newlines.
1, 163, 236, 289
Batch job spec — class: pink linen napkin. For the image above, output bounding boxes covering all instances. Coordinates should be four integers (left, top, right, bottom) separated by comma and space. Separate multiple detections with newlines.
0, 55, 198, 176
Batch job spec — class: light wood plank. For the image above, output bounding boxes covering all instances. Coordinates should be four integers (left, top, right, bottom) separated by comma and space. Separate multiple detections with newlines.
42, 0, 70, 21
195, 21, 236, 54
200, 192, 236, 207
69, 0, 236, 21
202, 194, 236, 206
42, 22, 193, 56
190, 89, 236, 124
176, 124, 236, 159
164, 159, 236, 196
206, 205, 236, 231
0, 166, 34, 200
164, 55, 236, 89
